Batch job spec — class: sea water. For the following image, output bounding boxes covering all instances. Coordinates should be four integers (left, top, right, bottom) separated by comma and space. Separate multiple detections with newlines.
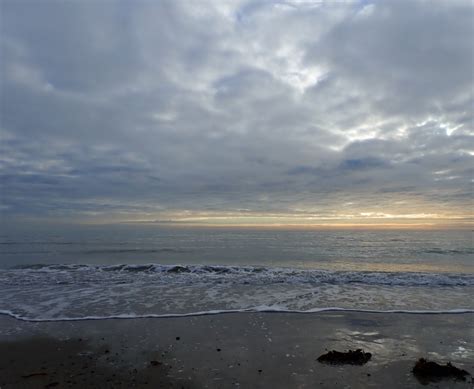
0, 225, 472, 321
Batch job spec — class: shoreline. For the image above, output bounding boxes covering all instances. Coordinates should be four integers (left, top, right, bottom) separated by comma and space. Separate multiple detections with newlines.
1, 312, 473, 388
1, 307, 474, 323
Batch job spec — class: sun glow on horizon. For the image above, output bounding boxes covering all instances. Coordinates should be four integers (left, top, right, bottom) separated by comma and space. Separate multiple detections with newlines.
102, 208, 474, 230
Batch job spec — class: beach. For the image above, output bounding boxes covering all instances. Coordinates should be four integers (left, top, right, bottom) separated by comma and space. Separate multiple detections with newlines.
1, 312, 472, 388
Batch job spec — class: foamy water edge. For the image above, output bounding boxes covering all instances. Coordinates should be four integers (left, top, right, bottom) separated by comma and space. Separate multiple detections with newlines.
1, 307, 473, 323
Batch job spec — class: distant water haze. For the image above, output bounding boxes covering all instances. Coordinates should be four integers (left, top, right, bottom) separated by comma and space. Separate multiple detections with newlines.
1, 225, 472, 272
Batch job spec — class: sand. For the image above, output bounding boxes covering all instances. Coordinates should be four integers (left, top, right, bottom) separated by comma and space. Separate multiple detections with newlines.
0, 312, 473, 388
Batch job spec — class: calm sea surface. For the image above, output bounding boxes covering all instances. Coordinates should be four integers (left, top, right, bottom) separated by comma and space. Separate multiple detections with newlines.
0, 225, 473, 320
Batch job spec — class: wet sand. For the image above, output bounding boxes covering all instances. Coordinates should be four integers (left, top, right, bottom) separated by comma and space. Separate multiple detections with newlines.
0, 312, 473, 388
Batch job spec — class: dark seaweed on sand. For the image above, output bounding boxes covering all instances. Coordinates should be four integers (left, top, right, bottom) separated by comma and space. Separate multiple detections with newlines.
412, 358, 470, 383
317, 349, 372, 365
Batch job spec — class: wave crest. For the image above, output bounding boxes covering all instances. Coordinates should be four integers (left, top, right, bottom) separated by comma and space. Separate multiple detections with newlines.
8, 263, 474, 287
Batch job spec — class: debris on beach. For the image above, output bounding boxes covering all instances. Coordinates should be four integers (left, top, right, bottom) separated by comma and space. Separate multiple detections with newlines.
317, 349, 372, 365
412, 358, 470, 383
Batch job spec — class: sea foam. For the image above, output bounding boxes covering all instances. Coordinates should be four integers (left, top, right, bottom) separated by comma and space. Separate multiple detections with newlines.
1, 264, 473, 321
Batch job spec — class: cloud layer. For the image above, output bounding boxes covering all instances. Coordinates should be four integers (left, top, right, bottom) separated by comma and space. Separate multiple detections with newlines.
1, 0, 473, 226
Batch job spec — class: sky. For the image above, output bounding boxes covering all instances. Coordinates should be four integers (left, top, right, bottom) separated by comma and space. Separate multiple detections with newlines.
1, 0, 473, 228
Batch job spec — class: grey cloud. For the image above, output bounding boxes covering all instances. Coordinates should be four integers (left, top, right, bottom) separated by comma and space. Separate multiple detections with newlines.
1, 0, 472, 222
305, 0, 473, 122
2, 0, 140, 93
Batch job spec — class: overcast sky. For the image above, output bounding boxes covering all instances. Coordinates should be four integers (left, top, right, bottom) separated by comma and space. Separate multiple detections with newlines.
1, 0, 473, 227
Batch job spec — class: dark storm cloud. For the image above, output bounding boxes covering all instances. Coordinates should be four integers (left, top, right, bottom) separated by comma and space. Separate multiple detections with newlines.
1, 0, 472, 222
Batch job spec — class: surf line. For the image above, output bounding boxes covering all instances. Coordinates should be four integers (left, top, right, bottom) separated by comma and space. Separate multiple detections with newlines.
1, 307, 474, 323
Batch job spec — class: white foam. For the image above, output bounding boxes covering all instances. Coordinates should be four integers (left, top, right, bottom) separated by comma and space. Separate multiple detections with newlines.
1, 307, 473, 323
2, 264, 473, 321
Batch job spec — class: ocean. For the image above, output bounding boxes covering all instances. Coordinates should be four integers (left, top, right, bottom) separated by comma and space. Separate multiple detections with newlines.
0, 225, 473, 321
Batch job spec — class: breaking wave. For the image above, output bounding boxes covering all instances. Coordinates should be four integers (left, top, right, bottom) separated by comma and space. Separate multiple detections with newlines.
8, 263, 474, 287
1, 264, 473, 321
